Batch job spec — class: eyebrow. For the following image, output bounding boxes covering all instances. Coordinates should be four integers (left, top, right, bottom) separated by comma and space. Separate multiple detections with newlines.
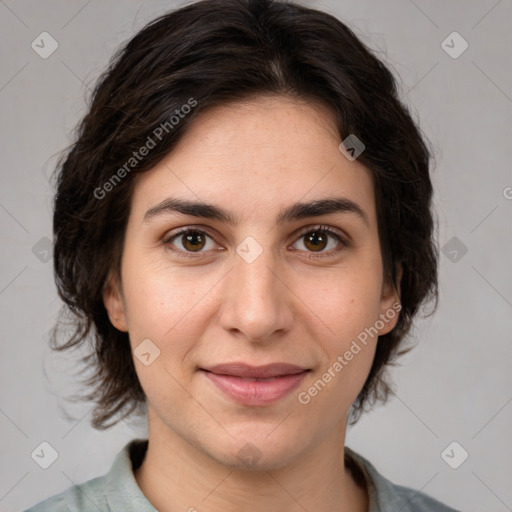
143, 197, 369, 226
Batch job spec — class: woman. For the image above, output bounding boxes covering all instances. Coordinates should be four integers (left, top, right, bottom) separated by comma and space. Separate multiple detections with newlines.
25, 0, 460, 510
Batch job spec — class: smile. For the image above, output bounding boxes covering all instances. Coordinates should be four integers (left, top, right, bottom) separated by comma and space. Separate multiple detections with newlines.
199, 363, 310, 406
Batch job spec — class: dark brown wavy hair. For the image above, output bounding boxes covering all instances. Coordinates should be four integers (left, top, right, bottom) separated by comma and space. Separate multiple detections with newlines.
50, 0, 438, 429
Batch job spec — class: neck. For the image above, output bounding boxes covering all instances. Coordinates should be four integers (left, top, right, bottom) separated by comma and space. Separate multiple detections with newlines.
134, 410, 368, 512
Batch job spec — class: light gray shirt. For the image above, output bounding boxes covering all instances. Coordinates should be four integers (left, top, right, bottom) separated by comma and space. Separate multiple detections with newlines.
24, 438, 461, 511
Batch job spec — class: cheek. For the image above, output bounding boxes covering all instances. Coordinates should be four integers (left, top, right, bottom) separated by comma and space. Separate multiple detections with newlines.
310, 264, 385, 335
120, 255, 217, 353
120, 267, 210, 405
303, 264, 384, 390
297, 284, 381, 420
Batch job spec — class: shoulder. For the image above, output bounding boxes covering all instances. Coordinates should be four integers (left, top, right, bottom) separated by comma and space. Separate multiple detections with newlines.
23, 474, 108, 512
345, 446, 462, 512
389, 481, 462, 512
23, 438, 151, 512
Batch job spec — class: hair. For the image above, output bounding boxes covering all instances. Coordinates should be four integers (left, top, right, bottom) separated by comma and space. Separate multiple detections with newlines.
50, 0, 438, 429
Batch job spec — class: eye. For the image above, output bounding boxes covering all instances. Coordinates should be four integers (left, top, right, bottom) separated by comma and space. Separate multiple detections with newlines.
164, 228, 218, 258
291, 225, 349, 258
163, 225, 349, 260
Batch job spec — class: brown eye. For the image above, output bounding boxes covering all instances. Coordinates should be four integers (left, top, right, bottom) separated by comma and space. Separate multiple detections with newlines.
292, 226, 349, 258
181, 231, 207, 252
303, 231, 329, 252
164, 229, 217, 257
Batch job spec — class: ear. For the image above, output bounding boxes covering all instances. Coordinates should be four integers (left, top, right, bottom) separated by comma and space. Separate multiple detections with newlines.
377, 263, 403, 336
102, 272, 128, 332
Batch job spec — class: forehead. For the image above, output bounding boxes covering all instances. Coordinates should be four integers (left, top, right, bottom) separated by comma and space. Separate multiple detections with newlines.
130, 95, 376, 225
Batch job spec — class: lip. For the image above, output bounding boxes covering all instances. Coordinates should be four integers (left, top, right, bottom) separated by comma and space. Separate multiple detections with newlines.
200, 363, 310, 406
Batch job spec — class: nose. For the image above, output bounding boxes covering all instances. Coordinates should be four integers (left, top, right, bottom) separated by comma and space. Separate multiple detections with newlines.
218, 242, 294, 343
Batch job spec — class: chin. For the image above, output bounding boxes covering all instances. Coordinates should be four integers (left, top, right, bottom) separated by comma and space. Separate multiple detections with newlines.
205, 431, 303, 472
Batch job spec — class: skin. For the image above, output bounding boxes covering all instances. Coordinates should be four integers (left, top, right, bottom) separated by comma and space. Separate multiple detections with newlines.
103, 95, 401, 512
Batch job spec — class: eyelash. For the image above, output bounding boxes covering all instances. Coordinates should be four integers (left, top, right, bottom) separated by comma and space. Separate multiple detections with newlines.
163, 225, 350, 260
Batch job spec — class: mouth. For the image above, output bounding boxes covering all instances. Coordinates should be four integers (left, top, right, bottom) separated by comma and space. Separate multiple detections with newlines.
199, 362, 311, 406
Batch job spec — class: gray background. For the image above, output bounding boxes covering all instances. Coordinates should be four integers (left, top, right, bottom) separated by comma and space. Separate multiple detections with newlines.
1, 0, 511, 511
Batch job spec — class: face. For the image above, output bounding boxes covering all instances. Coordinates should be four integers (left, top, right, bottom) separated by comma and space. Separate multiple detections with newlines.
104, 95, 400, 470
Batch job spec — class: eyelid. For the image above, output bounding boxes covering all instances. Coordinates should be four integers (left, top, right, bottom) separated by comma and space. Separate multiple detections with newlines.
290, 224, 350, 259
293, 224, 350, 244
162, 224, 220, 248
